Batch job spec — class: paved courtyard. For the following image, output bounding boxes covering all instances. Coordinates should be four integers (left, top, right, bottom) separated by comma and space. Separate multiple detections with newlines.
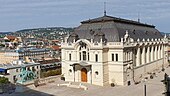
2, 65, 170, 96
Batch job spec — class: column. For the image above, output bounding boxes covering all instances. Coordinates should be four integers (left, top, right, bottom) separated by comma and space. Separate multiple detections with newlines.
136, 47, 140, 66
151, 46, 154, 61
160, 45, 162, 58
162, 44, 165, 64
159, 45, 161, 59
158, 45, 160, 59
162, 44, 164, 59
146, 46, 150, 63
123, 52, 126, 61
126, 52, 127, 61
155, 45, 158, 60
142, 46, 146, 64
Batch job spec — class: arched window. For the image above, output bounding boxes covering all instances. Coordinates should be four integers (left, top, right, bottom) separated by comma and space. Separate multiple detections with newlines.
78, 41, 90, 61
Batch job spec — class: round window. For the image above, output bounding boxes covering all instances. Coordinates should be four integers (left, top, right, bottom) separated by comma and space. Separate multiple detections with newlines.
95, 71, 99, 75
69, 69, 72, 73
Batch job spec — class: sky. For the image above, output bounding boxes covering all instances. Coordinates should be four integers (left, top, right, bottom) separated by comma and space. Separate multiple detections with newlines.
0, 0, 170, 33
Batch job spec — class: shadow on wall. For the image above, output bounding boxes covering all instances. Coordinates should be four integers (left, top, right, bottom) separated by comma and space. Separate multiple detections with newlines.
0, 83, 54, 96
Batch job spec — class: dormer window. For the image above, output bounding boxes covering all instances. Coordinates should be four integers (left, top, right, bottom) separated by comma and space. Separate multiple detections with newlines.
89, 29, 95, 35
79, 41, 87, 48
145, 31, 148, 35
133, 29, 135, 34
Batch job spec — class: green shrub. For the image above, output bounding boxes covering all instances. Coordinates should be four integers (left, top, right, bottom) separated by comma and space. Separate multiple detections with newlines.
0, 44, 5, 47
41, 69, 61, 77
0, 77, 9, 84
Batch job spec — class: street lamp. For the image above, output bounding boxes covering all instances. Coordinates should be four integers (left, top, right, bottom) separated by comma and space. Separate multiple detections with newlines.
143, 78, 147, 96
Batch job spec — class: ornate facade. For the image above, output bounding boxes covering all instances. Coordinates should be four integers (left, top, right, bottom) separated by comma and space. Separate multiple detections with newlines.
61, 15, 168, 86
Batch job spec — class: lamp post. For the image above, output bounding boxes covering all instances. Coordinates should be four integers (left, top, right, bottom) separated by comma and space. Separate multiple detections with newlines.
144, 83, 146, 96
143, 78, 147, 96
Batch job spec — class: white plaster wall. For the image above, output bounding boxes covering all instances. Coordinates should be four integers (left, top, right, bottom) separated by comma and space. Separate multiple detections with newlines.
108, 63, 124, 85
92, 63, 103, 86
5, 69, 18, 83
62, 61, 74, 82
107, 49, 124, 85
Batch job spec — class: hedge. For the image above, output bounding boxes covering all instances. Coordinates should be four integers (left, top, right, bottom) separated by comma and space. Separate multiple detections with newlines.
41, 69, 61, 78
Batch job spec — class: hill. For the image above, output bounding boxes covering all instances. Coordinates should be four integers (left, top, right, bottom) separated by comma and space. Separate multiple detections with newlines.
14, 27, 74, 40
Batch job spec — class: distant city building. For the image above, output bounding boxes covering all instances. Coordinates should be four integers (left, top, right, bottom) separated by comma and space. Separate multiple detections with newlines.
4, 46, 50, 60
50, 45, 61, 59
4, 35, 22, 43
61, 15, 168, 86
0, 45, 50, 64
35, 58, 61, 72
4, 35, 16, 42
0, 60, 40, 83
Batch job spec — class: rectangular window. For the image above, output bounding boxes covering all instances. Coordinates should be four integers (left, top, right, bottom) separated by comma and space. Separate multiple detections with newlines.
95, 54, 98, 62
32, 66, 35, 71
112, 54, 114, 61
13, 75, 17, 83
69, 54, 71, 61
79, 52, 81, 60
116, 54, 118, 61
88, 53, 89, 61
83, 51, 86, 61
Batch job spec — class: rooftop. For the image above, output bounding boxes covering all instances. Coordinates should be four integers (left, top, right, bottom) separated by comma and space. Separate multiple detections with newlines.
81, 15, 155, 28
68, 15, 162, 42
0, 60, 40, 69
4, 35, 16, 40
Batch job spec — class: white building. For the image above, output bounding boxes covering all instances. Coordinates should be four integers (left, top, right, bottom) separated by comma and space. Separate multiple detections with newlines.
61, 15, 168, 86
4, 46, 50, 60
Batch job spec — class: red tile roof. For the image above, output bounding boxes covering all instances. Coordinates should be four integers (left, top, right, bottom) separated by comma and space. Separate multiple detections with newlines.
5, 35, 16, 40
52, 40, 60, 42
51, 45, 60, 50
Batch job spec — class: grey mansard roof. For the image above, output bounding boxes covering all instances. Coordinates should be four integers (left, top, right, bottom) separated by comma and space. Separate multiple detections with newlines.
68, 15, 163, 42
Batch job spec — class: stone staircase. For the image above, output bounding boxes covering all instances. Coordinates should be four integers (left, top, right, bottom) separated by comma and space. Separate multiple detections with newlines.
57, 82, 88, 90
